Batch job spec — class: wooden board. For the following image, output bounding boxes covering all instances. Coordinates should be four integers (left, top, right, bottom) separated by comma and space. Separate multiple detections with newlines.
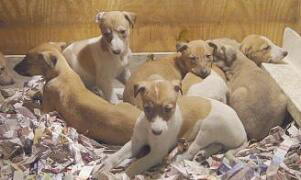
0, 0, 300, 54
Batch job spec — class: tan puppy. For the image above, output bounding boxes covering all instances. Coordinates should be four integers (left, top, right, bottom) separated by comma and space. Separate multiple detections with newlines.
96, 75, 246, 178
0, 52, 15, 86
123, 40, 214, 109
208, 41, 288, 140
14, 42, 141, 145
240, 34, 288, 66
63, 11, 136, 103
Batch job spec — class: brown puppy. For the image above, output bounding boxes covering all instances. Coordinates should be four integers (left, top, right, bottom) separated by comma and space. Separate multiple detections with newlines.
209, 41, 288, 140
0, 52, 15, 86
14, 42, 141, 145
240, 34, 288, 66
123, 40, 214, 109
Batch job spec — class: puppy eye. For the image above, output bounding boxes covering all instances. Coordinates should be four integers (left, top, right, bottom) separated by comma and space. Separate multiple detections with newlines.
206, 54, 211, 58
164, 106, 173, 113
144, 106, 152, 114
119, 30, 126, 34
190, 57, 197, 64
263, 45, 271, 51
103, 32, 112, 37
0, 67, 4, 71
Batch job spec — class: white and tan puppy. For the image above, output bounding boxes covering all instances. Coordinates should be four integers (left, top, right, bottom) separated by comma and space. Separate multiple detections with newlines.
240, 34, 288, 66
0, 52, 15, 86
96, 75, 246, 178
63, 11, 136, 103
208, 41, 288, 140
14, 42, 141, 145
124, 40, 214, 109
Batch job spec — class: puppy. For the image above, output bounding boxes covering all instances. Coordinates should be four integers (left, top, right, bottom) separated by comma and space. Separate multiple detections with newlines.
240, 34, 288, 66
0, 52, 15, 86
123, 40, 214, 109
14, 42, 141, 145
96, 75, 246, 178
63, 11, 136, 103
208, 41, 288, 140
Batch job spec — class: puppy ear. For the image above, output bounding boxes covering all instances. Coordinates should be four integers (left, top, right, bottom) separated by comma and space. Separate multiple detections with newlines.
207, 41, 218, 53
123, 11, 136, 28
172, 80, 183, 95
39, 53, 57, 69
239, 44, 251, 57
96, 11, 106, 24
49, 42, 67, 52
176, 42, 188, 53
134, 82, 147, 98
222, 45, 237, 64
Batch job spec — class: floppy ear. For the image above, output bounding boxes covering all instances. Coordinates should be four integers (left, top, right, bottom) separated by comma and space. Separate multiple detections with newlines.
39, 53, 57, 69
134, 82, 147, 98
172, 80, 183, 95
95, 11, 106, 24
222, 46, 237, 64
49, 42, 67, 52
207, 41, 218, 53
239, 44, 251, 56
176, 42, 188, 53
123, 11, 136, 28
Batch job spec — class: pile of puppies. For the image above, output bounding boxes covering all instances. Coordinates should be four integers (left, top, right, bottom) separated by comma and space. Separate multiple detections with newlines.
6, 11, 289, 178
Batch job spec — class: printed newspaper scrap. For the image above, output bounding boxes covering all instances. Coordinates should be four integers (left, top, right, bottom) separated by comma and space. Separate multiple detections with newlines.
0, 77, 300, 179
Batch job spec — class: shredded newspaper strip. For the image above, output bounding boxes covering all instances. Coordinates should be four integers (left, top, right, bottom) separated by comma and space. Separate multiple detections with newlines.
0, 77, 300, 180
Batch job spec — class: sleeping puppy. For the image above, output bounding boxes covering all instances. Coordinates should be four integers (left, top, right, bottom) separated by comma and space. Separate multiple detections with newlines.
63, 11, 136, 103
240, 34, 288, 66
123, 40, 214, 109
14, 42, 141, 145
208, 41, 288, 140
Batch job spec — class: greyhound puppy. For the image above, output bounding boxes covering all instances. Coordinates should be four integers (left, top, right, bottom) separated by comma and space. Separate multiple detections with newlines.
208, 41, 288, 140
240, 34, 288, 66
63, 11, 136, 103
123, 40, 214, 109
14, 42, 141, 145
0, 52, 15, 86
96, 75, 246, 178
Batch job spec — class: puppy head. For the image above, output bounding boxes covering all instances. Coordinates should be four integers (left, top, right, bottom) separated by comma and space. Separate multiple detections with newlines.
96, 11, 136, 55
176, 40, 214, 79
134, 75, 182, 136
0, 52, 15, 86
240, 35, 288, 66
208, 41, 237, 71
14, 43, 60, 78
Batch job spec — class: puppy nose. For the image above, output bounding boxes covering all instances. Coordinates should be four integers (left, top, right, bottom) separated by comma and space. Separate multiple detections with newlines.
282, 51, 288, 57
112, 49, 121, 55
152, 129, 162, 136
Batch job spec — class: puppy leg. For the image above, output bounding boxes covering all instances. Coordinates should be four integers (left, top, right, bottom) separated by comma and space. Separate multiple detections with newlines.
97, 78, 113, 102
94, 139, 144, 177
125, 149, 168, 178
196, 143, 223, 161
177, 130, 212, 161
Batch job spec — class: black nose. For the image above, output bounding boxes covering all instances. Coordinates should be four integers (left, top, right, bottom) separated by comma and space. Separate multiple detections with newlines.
282, 51, 288, 57
112, 49, 121, 55
152, 129, 162, 136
